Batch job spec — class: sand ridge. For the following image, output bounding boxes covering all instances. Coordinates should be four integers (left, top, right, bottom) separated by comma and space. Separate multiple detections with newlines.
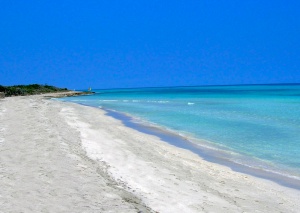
0, 94, 300, 212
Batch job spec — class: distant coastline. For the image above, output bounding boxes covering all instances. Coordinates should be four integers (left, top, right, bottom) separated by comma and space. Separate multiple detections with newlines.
0, 84, 94, 97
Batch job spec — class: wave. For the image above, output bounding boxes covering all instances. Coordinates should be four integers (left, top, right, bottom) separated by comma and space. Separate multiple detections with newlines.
147, 100, 170, 103
98, 99, 171, 103
101, 100, 118, 102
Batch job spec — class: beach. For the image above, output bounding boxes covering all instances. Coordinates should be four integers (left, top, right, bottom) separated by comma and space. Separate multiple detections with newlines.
1, 93, 300, 212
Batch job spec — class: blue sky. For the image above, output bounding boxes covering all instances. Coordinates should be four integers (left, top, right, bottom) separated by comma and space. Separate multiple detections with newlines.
1, 1, 300, 89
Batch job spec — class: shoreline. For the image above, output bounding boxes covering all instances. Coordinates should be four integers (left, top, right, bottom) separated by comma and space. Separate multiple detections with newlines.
55, 98, 300, 212
39, 91, 95, 98
0, 90, 94, 99
1, 95, 300, 212
103, 108, 300, 190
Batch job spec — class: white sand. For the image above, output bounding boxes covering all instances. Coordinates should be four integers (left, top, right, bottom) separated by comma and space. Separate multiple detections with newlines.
1, 94, 300, 212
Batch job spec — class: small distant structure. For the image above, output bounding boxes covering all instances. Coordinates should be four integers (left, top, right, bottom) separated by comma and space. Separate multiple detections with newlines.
0, 92, 4, 98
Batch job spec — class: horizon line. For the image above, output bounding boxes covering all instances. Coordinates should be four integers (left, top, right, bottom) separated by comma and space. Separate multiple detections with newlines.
79, 82, 300, 91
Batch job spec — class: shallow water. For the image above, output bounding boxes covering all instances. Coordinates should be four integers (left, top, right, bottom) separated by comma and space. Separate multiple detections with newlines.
60, 84, 300, 182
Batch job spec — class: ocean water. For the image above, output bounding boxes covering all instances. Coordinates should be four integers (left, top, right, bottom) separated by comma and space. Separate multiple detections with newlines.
60, 84, 300, 183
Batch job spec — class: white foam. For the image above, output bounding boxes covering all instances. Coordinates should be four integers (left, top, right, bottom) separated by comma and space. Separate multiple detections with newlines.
146, 100, 170, 103
101, 100, 118, 102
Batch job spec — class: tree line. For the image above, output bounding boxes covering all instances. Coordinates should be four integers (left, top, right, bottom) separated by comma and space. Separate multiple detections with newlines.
0, 84, 68, 97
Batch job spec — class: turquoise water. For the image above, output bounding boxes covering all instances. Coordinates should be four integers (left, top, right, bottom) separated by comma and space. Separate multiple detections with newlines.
60, 84, 300, 180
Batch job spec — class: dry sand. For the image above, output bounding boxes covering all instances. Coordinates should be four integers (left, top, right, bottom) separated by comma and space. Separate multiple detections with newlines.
0, 93, 300, 212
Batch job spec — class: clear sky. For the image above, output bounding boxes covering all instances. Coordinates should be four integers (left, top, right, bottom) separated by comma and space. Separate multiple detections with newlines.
1, 1, 300, 89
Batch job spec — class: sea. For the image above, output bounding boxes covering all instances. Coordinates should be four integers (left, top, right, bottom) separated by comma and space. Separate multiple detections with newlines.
59, 84, 300, 188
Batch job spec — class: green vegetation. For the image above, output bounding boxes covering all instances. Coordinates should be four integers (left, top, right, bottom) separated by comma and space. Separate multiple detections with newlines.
0, 84, 68, 97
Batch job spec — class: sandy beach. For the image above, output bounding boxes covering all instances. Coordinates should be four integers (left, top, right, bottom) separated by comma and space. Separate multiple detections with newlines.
1, 93, 300, 213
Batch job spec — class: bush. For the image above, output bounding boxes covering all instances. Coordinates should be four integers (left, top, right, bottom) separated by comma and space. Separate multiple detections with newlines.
0, 84, 69, 97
